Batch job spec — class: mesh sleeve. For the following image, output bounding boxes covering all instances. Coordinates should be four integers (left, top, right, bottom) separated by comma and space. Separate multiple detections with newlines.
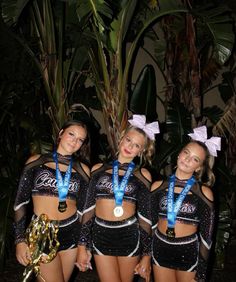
151, 188, 162, 232
13, 166, 33, 244
76, 177, 90, 217
78, 173, 97, 249
196, 197, 215, 281
137, 180, 152, 256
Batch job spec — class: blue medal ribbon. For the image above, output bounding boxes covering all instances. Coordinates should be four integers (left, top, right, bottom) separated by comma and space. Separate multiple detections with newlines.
53, 152, 73, 204
112, 160, 135, 207
167, 174, 195, 228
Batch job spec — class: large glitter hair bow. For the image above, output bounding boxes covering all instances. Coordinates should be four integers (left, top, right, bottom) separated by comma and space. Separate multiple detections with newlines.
128, 115, 160, 140
188, 126, 221, 157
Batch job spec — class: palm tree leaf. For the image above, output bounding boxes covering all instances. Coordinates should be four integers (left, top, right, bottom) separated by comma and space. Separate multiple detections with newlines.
129, 64, 158, 121
219, 71, 236, 103
109, 0, 137, 52
154, 101, 192, 173
203, 105, 223, 124
1, 0, 30, 24
213, 96, 236, 138
196, 5, 235, 65
154, 137, 181, 173
73, 0, 113, 29
0, 178, 14, 271
210, 24, 235, 64
166, 101, 192, 143
153, 39, 167, 71
158, 0, 184, 10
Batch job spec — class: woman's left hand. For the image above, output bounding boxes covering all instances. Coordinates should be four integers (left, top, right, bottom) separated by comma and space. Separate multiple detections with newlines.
75, 246, 92, 272
134, 255, 151, 282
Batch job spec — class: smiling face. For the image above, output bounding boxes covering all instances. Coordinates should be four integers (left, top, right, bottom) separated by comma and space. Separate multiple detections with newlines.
57, 124, 87, 156
176, 142, 207, 179
118, 128, 146, 163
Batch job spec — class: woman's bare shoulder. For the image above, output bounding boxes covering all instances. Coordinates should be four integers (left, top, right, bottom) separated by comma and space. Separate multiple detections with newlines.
25, 154, 41, 164
151, 180, 163, 192
91, 163, 103, 172
140, 167, 152, 182
201, 185, 214, 201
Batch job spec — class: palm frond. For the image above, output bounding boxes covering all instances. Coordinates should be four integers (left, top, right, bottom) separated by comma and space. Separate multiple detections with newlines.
196, 4, 235, 65
213, 96, 236, 138
1, 0, 30, 25
73, 0, 113, 30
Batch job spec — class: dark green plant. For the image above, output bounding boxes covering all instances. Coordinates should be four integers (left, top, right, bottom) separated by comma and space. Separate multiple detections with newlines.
144, 1, 235, 123
129, 64, 158, 122
1, 0, 92, 137
69, 0, 189, 155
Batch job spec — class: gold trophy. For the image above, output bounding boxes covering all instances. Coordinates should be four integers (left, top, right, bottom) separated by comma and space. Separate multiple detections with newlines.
22, 214, 60, 282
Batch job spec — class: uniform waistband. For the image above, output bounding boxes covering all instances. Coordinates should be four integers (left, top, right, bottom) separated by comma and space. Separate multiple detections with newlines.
155, 228, 198, 244
95, 216, 137, 228
32, 211, 80, 227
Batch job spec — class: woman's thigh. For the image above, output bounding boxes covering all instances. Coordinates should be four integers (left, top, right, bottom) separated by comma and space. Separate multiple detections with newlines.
38, 255, 64, 282
153, 265, 196, 282
176, 269, 196, 282
94, 255, 121, 282
94, 255, 139, 282
37, 248, 77, 282
117, 256, 139, 282
153, 265, 177, 282
59, 248, 78, 282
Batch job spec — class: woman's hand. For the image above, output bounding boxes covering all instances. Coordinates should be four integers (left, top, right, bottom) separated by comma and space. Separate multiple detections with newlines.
16, 242, 31, 266
75, 245, 92, 272
134, 255, 151, 282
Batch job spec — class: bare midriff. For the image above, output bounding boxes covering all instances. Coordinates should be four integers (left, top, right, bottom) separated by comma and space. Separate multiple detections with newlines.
157, 217, 197, 237
32, 196, 77, 220
95, 198, 136, 221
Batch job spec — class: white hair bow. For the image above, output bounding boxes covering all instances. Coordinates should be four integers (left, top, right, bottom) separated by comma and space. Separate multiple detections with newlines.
188, 126, 221, 157
128, 115, 160, 140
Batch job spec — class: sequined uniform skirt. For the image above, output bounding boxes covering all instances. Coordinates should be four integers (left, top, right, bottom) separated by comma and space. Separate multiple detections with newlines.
92, 216, 140, 256
152, 228, 199, 272
57, 212, 81, 251
31, 212, 81, 252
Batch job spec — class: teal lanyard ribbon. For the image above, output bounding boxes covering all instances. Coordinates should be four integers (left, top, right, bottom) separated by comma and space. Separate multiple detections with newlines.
167, 174, 195, 228
112, 160, 135, 206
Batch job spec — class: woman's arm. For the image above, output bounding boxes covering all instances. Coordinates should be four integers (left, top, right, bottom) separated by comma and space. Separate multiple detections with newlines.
196, 185, 215, 281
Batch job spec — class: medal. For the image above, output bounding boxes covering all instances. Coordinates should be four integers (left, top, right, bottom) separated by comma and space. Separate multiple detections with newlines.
166, 227, 175, 238
53, 151, 73, 213
113, 206, 124, 217
58, 201, 67, 213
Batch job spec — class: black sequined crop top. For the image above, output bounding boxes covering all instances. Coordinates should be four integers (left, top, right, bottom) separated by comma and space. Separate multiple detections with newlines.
151, 177, 214, 227
151, 177, 215, 281
79, 162, 152, 256
93, 170, 145, 203
14, 153, 90, 244
32, 165, 81, 199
